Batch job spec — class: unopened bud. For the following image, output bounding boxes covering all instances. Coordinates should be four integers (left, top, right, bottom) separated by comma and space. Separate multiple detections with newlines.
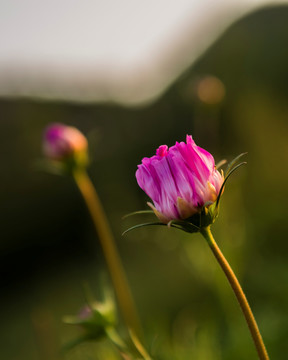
43, 123, 88, 170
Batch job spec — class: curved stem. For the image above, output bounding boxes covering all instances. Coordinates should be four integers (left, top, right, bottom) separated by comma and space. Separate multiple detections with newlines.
200, 227, 269, 360
105, 327, 132, 360
73, 169, 143, 341
129, 329, 152, 360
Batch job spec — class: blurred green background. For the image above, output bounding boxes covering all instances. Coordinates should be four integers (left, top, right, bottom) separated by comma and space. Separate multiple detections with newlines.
1, 5, 288, 360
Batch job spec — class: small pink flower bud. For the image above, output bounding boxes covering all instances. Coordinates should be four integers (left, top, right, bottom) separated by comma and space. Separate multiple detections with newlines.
43, 123, 88, 169
43, 123, 87, 160
136, 135, 224, 223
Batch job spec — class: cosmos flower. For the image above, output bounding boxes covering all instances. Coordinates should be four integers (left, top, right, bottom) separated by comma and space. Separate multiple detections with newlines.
136, 135, 224, 223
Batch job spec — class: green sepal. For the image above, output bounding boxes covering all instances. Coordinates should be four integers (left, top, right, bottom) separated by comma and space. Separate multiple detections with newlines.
122, 222, 172, 235
216, 161, 247, 208
215, 159, 227, 170
225, 152, 247, 176
122, 210, 154, 219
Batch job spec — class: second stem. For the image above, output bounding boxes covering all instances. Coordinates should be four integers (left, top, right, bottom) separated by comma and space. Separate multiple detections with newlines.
73, 169, 142, 340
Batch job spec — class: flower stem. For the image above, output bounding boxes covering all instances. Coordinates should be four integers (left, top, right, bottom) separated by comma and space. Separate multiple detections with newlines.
73, 169, 143, 342
200, 226, 269, 360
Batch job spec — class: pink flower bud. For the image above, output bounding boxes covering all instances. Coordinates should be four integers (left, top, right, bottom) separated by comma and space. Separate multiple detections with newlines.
43, 123, 88, 161
136, 135, 224, 223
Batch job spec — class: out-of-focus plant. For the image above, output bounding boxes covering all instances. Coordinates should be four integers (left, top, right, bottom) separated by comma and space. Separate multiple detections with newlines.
126, 134, 269, 360
43, 123, 151, 360
62, 287, 138, 359
63, 288, 117, 346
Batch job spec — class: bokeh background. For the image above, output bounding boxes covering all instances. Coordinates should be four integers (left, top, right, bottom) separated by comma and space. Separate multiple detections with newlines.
1, 3, 288, 360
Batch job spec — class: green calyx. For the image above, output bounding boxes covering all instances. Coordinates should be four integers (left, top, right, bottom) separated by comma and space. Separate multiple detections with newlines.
171, 201, 219, 233
63, 303, 116, 340
40, 149, 89, 176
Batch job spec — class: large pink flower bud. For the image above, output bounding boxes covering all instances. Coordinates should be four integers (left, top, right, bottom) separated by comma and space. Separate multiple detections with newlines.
136, 135, 224, 223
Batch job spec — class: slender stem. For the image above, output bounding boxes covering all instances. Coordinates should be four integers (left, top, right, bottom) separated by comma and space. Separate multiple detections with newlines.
106, 327, 152, 360
200, 227, 269, 360
105, 327, 133, 360
129, 329, 152, 360
73, 169, 143, 341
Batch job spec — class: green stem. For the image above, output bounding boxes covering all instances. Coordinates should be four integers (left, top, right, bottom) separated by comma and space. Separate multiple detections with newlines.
200, 227, 269, 360
73, 169, 143, 341
106, 327, 152, 360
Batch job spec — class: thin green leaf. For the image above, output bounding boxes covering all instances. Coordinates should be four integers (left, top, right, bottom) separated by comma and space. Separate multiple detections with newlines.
216, 161, 247, 208
62, 315, 81, 325
122, 210, 154, 219
225, 152, 247, 175
61, 335, 91, 353
122, 222, 167, 236
105, 327, 127, 352
215, 159, 227, 170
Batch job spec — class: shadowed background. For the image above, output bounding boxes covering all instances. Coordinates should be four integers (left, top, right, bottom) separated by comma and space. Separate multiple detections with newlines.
0, 5, 288, 360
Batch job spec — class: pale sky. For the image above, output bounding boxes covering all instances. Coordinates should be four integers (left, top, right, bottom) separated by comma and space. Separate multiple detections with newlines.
0, 0, 286, 104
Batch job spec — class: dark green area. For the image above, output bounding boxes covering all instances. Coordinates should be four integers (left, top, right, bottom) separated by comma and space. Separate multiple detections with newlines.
1, 5, 288, 359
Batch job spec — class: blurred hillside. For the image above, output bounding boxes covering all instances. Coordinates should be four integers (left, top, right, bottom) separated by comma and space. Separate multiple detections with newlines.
0, 5, 288, 360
